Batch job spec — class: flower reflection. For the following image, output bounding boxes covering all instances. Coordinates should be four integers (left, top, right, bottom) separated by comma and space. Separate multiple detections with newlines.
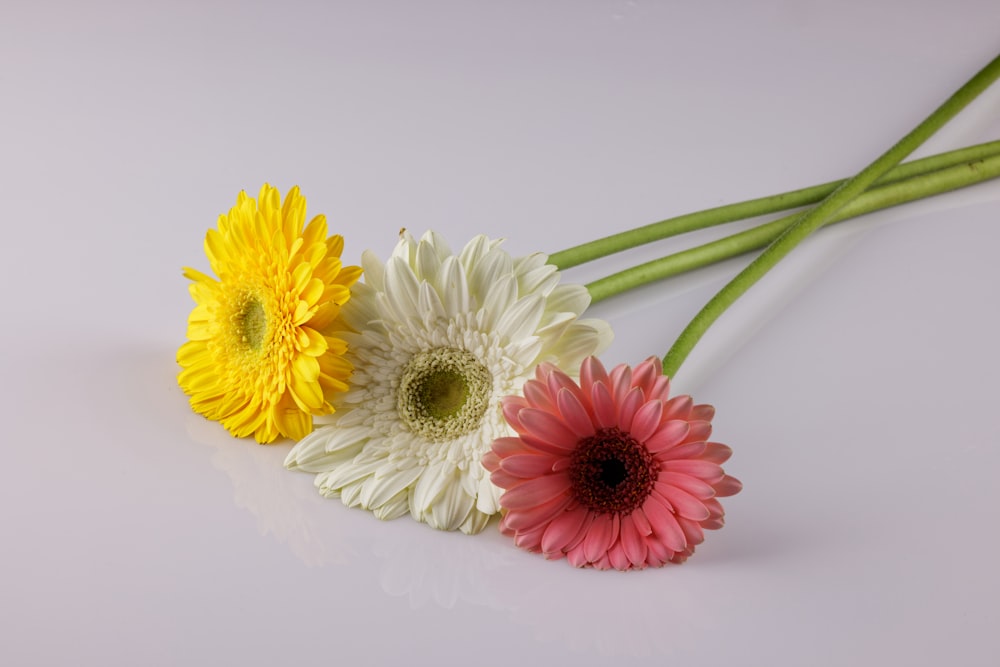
371, 518, 516, 611
187, 417, 355, 567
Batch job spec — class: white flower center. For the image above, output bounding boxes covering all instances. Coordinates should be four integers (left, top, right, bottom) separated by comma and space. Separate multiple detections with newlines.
397, 347, 493, 441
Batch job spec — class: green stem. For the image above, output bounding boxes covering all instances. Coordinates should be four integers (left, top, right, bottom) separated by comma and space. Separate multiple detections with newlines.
587, 154, 1000, 302
548, 139, 1000, 270
663, 53, 1000, 377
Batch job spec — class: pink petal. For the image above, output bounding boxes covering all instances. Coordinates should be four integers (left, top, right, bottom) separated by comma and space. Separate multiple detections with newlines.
518, 408, 580, 450
714, 474, 743, 497
557, 388, 596, 438
631, 356, 662, 395
645, 533, 673, 566
703, 442, 733, 463
489, 468, 523, 490
591, 381, 618, 429
682, 419, 713, 444
617, 386, 645, 432
650, 375, 671, 401
658, 471, 716, 499
663, 459, 725, 482
619, 514, 649, 567
631, 506, 653, 536
645, 420, 690, 453
583, 513, 619, 562
691, 403, 716, 422
629, 399, 663, 443
534, 362, 556, 382
501, 396, 529, 432
503, 493, 573, 532
704, 497, 725, 521
701, 517, 725, 531
642, 496, 687, 552
566, 542, 591, 568
607, 542, 632, 571
520, 434, 576, 457
522, 379, 555, 412
499, 473, 572, 509
610, 363, 633, 406
661, 395, 693, 421
490, 436, 530, 457
580, 356, 609, 397
547, 368, 588, 413
678, 516, 705, 546
541, 507, 591, 555
656, 482, 711, 521
481, 451, 501, 473
563, 508, 594, 551
656, 440, 707, 461
500, 453, 559, 478
513, 521, 547, 552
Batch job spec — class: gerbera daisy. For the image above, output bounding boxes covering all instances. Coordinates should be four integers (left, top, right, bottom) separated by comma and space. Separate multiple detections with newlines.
483, 356, 741, 570
178, 184, 361, 444
285, 231, 613, 534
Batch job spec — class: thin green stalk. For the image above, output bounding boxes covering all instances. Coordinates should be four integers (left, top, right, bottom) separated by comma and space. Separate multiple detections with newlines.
548, 139, 1000, 270
587, 154, 1000, 303
663, 53, 1000, 377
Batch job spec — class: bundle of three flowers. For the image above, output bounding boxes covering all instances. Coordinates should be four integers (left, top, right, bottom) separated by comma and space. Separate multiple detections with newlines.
179, 53, 1000, 570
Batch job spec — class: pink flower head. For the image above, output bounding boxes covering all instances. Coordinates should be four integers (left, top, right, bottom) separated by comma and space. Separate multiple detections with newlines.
483, 356, 742, 571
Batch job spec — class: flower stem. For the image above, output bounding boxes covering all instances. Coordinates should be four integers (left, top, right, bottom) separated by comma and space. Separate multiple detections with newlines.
548, 139, 1000, 270
661, 53, 1000, 377
587, 153, 1000, 303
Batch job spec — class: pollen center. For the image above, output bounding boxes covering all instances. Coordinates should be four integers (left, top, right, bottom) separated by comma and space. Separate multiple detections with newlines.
237, 296, 268, 351
569, 427, 658, 515
397, 347, 493, 441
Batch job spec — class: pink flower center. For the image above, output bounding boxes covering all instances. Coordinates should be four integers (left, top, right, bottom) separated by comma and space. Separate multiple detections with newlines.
568, 427, 658, 515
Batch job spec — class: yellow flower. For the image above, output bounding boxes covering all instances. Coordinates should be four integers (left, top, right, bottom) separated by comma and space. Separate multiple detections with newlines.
178, 185, 361, 443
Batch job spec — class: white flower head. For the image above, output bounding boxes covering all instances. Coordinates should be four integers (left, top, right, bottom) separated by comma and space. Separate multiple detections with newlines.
285, 231, 613, 533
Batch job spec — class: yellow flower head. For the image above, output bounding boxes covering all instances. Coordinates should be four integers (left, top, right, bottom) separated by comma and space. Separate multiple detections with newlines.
178, 184, 362, 443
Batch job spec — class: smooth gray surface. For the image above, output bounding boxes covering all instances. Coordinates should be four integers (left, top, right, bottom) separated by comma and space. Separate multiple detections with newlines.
2, 2, 999, 665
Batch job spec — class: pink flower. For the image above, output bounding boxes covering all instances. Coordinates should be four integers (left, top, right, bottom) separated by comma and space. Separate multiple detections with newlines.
483, 356, 742, 570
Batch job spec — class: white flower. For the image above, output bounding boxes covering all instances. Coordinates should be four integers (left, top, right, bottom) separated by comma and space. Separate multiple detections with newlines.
285, 231, 613, 533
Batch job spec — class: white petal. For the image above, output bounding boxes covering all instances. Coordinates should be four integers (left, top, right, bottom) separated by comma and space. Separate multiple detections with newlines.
384, 256, 422, 320
459, 508, 492, 535
517, 263, 559, 297
436, 256, 471, 318
458, 234, 494, 272
411, 459, 452, 513
428, 471, 476, 531
545, 319, 614, 364
372, 489, 411, 520
495, 293, 545, 342
414, 236, 443, 282
360, 464, 424, 509
285, 425, 370, 471
543, 283, 591, 317
478, 274, 517, 331
360, 249, 386, 292
475, 475, 501, 515
318, 456, 386, 491
468, 246, 513, 302
418, 281, 447, 323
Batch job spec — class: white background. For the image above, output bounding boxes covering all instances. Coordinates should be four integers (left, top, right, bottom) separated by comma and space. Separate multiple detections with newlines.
2, 1, 999, 665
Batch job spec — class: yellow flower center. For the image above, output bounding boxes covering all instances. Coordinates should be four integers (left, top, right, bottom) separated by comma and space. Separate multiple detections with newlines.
237, 296, 268, 351
397, 347, 493, 441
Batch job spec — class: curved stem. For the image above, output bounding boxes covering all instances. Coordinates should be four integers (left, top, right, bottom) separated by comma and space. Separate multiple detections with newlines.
587, 154, 1000, 303
549, 139, 1000, 270
662, 53, 1000, 377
